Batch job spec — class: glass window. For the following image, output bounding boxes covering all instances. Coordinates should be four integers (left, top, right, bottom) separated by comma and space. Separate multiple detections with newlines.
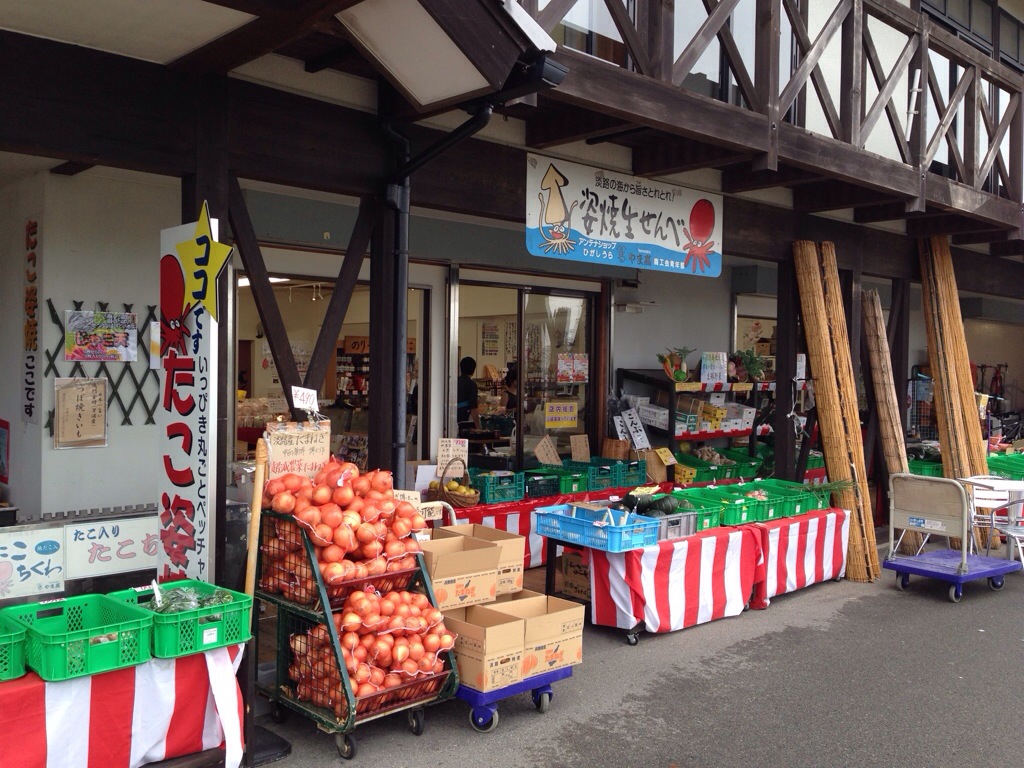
947, 0, 969, 28
971, 0, 992, 41
543, 0, 627, 68
1000, 11, 1018, 60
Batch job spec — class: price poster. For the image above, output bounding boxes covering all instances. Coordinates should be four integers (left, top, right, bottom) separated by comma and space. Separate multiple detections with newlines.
436, 438, 469, 477
266, 422, 332, 479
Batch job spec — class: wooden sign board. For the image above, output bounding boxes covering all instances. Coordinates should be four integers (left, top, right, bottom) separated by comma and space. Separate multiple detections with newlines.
266, 421, 331, 479
570, 434, 591, 462
533, 435, 562, 466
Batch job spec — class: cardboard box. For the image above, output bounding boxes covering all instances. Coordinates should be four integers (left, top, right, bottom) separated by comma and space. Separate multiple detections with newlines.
444, 605, 525, 692
625, 395, 650, 410
419, 536, 500, 610
560, 551, 591, 601
638, 404, 669, 430
754, 341, 772, 356
434, 524, 526, 595
492, 590, 585, 674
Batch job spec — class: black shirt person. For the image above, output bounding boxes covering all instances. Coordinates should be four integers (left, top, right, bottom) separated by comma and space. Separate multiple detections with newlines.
456, 356, 480, 427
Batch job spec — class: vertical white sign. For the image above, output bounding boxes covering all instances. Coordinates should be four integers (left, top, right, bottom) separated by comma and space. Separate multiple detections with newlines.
157, 203, 231, 582
22, 217, 41, 424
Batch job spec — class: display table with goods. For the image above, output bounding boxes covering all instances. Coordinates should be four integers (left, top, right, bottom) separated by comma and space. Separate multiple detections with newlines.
0, 586, 248, 768
256, 460, 458, 760
749, 507, 850, 609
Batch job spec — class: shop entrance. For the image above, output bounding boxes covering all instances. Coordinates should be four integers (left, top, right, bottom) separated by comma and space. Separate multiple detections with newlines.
457, 282, 594, 468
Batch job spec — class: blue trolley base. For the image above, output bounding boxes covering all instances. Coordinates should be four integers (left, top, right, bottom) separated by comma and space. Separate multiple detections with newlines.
883, 549, 1022, 601
457, 666, 574, 731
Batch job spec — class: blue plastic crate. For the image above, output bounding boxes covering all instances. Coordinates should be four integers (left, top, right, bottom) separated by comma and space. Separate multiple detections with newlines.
535, 503, 659, 552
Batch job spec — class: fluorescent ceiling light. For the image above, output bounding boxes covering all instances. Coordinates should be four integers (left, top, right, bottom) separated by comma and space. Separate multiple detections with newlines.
237, 276, 288, 287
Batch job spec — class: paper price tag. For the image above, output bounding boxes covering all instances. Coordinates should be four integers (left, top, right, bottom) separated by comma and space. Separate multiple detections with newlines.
570, 434, 591, 462
436, 438, 469, 476
393, 489, 422, 505
620, 408, 651, 450
655, 447, 677, 465
419, 501, 445, 521
291, 386, 319, 413
533, 435, 562, 466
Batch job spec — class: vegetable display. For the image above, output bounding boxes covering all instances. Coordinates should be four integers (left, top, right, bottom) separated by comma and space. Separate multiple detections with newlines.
259, 460, 429, 605
148, 585, 234, 614
693, 446, 735, 465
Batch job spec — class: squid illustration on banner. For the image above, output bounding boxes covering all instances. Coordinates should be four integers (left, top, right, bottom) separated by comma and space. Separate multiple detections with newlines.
525, 153, 723, 278
157, 202, 232, 581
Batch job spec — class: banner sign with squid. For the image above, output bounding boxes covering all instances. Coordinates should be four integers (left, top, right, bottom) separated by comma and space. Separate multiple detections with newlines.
525, 153, 723, 278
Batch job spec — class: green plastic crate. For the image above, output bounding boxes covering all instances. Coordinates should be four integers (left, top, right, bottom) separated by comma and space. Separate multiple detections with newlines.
908, 458, 943, 477
986, 453, 1024, 480
2, 594, 153, 681
720, 448, 763, 480
524, 467, 587, 496
0, 613, 26, 681
668, 489, 727, 531
805, 450, 825, 469
673, 452, 722, 483
562, 460, 617, 490
470, 470, 525, 504
591, 457, 647, 486
680, 486, 757, 525
110, 579, 252, 659
725, 479, 810, 521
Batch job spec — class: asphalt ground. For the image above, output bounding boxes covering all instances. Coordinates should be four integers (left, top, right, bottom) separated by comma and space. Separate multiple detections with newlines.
257, 568, 1024, 768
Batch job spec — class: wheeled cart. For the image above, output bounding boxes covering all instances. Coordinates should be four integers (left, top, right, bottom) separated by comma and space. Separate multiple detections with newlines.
882, 473, 1022, 602
457, 666, 573, 732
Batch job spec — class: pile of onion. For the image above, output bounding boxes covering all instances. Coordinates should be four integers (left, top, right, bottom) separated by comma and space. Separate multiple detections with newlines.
288, 588, 456, 718
258, 459, 429, 605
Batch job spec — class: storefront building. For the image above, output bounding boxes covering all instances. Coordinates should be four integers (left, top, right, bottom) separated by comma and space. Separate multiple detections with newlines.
3, 0, 1024, 564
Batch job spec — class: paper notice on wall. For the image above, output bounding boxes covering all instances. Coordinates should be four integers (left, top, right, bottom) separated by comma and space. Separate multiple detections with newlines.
570, 434, 591, 462
533, 435, 562, 466
265, 421, 331, 479
544, 400, 578, 429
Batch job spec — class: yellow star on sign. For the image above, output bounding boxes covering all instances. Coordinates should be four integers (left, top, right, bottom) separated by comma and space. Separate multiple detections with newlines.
176, 200, 233, 321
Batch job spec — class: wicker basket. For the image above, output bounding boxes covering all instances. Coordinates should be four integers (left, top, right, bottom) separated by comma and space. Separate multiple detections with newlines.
601, 438, 630, 460
436, 457, 480, 508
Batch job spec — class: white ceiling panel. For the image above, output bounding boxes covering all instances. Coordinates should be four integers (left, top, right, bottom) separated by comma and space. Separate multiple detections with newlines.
0, 152, 60, 186
0, 0, 254, 64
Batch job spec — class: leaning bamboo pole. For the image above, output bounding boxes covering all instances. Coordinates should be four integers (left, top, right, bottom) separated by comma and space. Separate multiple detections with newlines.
919, 236, 989, 546
862, 289, 922, 552
793, 241, 878, 581
819, 243, 880, 578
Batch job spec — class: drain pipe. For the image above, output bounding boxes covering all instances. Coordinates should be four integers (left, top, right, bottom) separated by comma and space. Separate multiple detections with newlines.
382, 104, 493, 489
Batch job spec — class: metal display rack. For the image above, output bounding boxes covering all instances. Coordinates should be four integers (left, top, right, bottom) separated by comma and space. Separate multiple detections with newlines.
255, 511, 458, 760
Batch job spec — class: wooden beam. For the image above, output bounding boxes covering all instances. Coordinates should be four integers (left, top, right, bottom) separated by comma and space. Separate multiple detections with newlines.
367, 205, 397, 470
905, 214, 1013, 239
925, 174, 1021, 230
632, 139, 745, 176
304, 41, 357, 73
853, 202, 910, 223
988, 240, 1024, 257
170, 0, 359, 75
673, 0, 743, 87
839, 0, 863, 146
952, 229, 1012, 245
303, 196, 380, 391
753, 0, 781, 170
773, 256, 798, 481
721, 164, 818, 192
792, 180, 898, 213
227, 174, 303, 419
50, 161, 95, 175
525, 110, 632, 149
536, 0, 576, 32
603, 0, 654, 76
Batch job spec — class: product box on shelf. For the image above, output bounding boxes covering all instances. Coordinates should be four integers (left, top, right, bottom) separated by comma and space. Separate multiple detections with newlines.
638, 404, 669, 430
560, 550, 591, 601
443, 605, 525, 692
419, 536, 500, 610
433, 524, 525, 596
493, 590, 585, 674
625, 395, 650, 411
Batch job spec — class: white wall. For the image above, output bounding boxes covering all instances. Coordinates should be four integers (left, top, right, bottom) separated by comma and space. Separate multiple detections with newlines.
0, 173, 46, 511
612, 266, 735, 373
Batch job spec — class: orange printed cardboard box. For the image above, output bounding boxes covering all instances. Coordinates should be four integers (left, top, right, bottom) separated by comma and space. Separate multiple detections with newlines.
434, 524, 526, 595
492, 590, 585, 675
419, 536, 500, 610
443, 605, 524, 692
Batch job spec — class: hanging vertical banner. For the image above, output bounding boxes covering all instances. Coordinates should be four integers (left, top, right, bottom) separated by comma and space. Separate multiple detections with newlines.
525, 153, 723, 277
157, 202, 232, 582
22, 218, 40, 424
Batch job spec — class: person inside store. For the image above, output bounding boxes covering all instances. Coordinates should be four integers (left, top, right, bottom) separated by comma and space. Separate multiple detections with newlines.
502, 364, 518, 413
456, 356, 480, 434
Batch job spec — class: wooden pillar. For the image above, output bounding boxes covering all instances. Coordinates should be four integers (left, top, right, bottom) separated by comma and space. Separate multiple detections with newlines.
888, 278, 911, 434
839, 0, 863, 147
368, 205, 396, 470
774, 256, 798, 480
754, 0, 781, 170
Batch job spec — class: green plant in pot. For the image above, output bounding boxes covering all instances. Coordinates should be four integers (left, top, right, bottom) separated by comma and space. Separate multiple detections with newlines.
733, 348, 766, 382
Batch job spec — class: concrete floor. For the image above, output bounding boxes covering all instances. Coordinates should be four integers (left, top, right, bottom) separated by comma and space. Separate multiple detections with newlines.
255, 561, 1024, 768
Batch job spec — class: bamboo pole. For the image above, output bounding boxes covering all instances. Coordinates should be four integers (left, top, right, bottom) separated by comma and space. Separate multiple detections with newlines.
793, 242, 875, 581
862, 289, 922, 553
245, 438, 268, 597
820, 243, 880, 579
